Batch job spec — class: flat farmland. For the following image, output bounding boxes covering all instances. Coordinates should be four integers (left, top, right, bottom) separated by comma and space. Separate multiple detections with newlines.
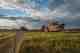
18, 32, 80, 53
23, 32, 80, 48
0, 31, 80, 53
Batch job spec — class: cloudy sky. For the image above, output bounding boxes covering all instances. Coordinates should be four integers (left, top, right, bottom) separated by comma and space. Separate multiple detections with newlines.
0, 0, 80, 29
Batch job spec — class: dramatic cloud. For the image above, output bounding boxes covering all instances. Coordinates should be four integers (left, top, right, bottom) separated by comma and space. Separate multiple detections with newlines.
65, 0, 80, 15
48, 0, 68, 23
0, 19, 19, 29
64, 16, 80, 29
0, 0, 80, 29
49, 0, 64, 10
48, 0, 80, 29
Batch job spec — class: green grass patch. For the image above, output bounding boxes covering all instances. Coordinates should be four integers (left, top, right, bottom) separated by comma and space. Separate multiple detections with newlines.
23, 32, 80, 48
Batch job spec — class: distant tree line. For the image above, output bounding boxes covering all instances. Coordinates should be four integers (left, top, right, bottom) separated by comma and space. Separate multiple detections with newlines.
16, 21, 64, 32
0, 21, 64, 32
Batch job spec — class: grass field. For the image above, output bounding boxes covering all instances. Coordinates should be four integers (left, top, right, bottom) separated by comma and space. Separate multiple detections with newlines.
0, 31, 80, 53
23, 32, 80, 48
18, 32, 80, 53
0, 31, 15, 39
